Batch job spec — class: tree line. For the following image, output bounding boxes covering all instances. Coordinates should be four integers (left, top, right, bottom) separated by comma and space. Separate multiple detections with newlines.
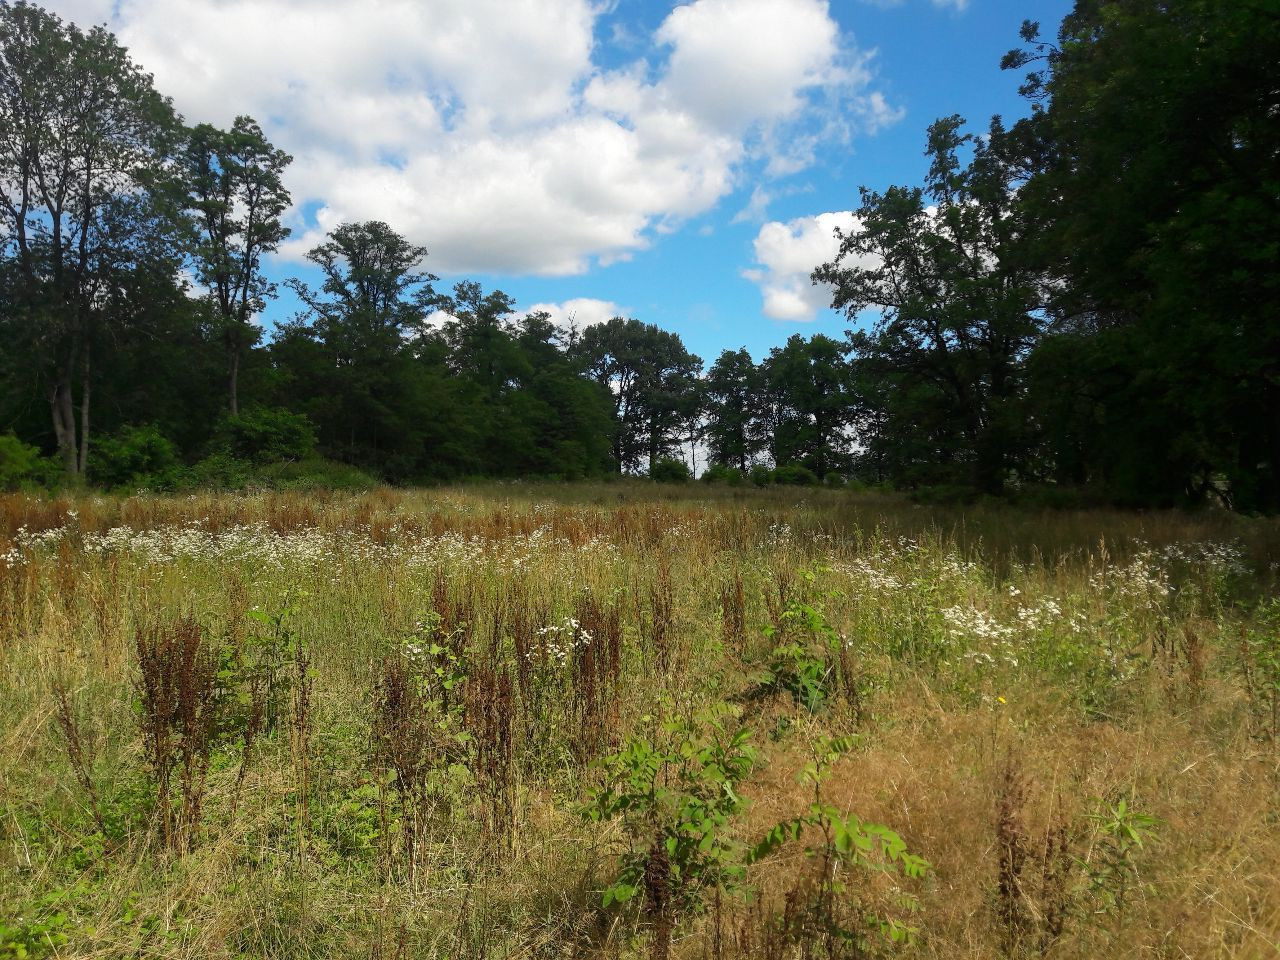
2, 0, 1276, 509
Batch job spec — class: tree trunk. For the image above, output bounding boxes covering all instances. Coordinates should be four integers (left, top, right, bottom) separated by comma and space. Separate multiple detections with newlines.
77, 342, 91, 475
228, 346, 240, 416
49, 370, 78, 478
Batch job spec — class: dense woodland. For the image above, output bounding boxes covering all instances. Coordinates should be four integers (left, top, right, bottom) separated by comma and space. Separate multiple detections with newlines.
1, 0, 1277, 510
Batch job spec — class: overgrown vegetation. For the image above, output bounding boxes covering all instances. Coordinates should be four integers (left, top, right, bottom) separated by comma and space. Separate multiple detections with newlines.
1, 483, 1276, 958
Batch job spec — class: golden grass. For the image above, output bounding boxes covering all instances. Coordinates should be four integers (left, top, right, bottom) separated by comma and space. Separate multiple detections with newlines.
1, 483, 1277, 959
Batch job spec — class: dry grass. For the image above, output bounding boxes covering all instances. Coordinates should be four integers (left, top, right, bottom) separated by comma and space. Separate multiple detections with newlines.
1, 483, 1277, 959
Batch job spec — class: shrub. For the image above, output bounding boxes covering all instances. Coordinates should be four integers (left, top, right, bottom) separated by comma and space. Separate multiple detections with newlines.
700, 463, 745, 485
179, 453, 254, 491
910, 483, 979, 505
772, 464, 820, 486
649, 457, 692, 484
0, 433, 56, 490
749, 736, 930, 950
89, 425, 179, 490
256, 458, 377, 491
587, 703, 756, 958
216, 406, 317, 464
749, 464, 773, 487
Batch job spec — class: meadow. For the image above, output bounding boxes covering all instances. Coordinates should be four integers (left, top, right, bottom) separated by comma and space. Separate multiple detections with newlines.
1, 484, 1278, 959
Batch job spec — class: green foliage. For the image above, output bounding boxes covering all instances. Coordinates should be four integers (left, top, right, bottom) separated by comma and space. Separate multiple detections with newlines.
179, 453, 254, 490
0, 903, 70, 959
587, 703, 756, 915
215, 406, 316, 463
761, 601, 843, 712
88, 425, 179, 490
772, 464, 820, 487
1081, 795, 1159, 916
750, 735, 930, 951
649, 457, 692, 484
1241, 599, 1280, 741
1005, 2, 1280, 510
700, 464, 745, 485
0, 434, 56, 490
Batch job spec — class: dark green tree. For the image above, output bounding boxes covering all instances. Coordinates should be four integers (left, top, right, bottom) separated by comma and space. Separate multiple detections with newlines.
815, 116, 1045, 493
183, 116, 292, 415
0, 1, 184, 478
704, 348, 766, 471
279, 221, 440, 474
761, 334, 856, 478
1004, 2, 1280, 508
574, 317, 702, 473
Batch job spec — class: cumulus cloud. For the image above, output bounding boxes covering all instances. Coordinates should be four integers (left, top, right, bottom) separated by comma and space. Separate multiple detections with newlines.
743, 211, 878, 321
525, 298, 625, 330
47, 0, 898, 276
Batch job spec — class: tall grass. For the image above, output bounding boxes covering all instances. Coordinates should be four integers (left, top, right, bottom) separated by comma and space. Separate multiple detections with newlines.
0, 483, 1276, 958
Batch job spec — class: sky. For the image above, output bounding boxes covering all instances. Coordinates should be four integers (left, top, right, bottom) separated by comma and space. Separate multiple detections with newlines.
51, 0, 1072, 364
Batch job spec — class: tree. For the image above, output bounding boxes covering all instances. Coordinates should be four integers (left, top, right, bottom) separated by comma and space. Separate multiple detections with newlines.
287, 220, 437, 354
704, 348, 766, 471
761, 335, 856, 478
183, 115, 292, 415
0, 1, 183, 478
1004, 3, 1280, 508
815, 116, 1045, 493
281, 221, 439, 473
573, 317, 703, 473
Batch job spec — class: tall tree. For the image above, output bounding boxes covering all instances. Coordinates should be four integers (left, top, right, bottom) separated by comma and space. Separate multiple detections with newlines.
183, 115, 291, 415
281, 221, 439, 472
1004, 3, 1280, 508
0, 0, 183, 478
573, 317, 702, 473
761, 334, 856, 477
704, 348, 765, 471
815, 116, 1045, 493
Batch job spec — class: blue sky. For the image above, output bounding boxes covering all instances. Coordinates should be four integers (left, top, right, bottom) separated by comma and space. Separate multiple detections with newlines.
55, 0, 1072, 363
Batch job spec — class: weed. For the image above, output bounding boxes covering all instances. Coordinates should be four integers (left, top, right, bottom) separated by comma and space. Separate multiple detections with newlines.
134, 614, 221, 851
588, 702, 756, 959
749, 735, 930, 955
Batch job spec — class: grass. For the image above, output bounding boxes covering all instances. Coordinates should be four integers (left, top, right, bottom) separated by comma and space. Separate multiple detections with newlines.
1, 482, 1278, 959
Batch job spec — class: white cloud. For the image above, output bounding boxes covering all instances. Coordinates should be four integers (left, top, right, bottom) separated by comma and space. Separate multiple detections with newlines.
525, 298, 624, 330
744, 210, 878, 321
47, 0, 896, 276
656, 0, 841, 134
854, 91, 906, 134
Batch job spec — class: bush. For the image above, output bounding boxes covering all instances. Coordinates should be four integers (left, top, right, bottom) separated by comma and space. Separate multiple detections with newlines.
910, 483, 980, 506
823, 471, 846, 488
1012, 483, 1098, 511
773, 464, 820, 486
700, 463, 745, 486
89, 425, 179, 490
0, 434, 57, 490
256, 458, 377, 491
649, 457, 692, 484
749, 464, 773, 487
179, 453, 254, 491
215, 407, 316, 464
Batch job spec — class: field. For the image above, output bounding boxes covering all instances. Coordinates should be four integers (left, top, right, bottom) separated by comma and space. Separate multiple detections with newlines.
1, 484, 1278, 959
